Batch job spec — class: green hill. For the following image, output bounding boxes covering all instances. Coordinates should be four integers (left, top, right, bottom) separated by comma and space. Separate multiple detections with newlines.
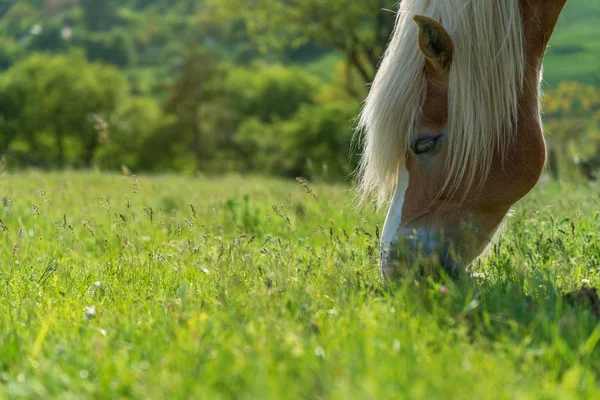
542, 0, 600, 88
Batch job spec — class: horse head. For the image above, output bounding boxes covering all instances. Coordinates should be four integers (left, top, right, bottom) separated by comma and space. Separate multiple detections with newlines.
357, 0, 568, 280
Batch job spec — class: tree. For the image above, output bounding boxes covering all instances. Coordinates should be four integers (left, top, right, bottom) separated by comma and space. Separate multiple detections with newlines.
218, 63, 320, 170
0, 38, 22, 70
162, 45, 225, 169
0, 2, 15, 19
94, 96, 169, 171
542, 82, 600, 180
81, 0, 119, 31
235, 101, 359, 179
204, 0, 398, 98
78, 29, 135, 67
225, 63, 319, 123
0, 52, 127, 167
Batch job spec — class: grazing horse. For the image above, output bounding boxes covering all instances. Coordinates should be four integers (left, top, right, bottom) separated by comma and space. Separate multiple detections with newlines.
356, 0, 568, 280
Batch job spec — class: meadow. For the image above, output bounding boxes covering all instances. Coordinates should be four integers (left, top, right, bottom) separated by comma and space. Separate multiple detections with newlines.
1, 172, 600, 399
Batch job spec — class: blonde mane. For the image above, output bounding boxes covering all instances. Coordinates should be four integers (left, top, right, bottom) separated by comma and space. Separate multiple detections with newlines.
356, 0, 525, 206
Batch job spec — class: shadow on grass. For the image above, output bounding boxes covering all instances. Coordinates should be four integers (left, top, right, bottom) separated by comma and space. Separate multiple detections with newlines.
351, 257, 600, 379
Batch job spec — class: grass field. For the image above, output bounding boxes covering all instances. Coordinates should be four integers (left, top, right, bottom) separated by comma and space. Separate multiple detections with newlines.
542, 0, 600, 88
1, 172, 600, 398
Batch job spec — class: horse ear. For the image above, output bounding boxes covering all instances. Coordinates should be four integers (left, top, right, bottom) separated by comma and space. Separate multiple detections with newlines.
413, 15, 453, 74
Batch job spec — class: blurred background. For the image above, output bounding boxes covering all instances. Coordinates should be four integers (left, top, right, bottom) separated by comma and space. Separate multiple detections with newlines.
0, 0, 597, 182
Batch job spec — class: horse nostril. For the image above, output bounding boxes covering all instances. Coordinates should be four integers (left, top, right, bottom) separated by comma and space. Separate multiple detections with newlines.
438, 248, 459, 280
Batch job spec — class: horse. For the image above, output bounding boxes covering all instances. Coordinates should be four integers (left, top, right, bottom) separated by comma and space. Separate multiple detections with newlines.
356, 0, 568, 280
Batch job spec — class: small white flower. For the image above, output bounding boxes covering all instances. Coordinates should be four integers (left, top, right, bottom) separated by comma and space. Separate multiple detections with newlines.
85, 306, 96, 319
314, 346, 325, 358
582, 279, 591, 285
393, 339, 401, 352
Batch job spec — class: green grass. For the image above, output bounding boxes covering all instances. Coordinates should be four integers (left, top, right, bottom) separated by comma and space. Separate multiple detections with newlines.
1, 171, 600, 399
542, 0, 600, 88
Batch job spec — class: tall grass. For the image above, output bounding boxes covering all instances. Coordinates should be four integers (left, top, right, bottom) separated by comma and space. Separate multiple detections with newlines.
0, 171, 599, 398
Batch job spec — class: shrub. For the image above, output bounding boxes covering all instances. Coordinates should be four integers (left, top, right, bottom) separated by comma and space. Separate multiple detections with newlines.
0, 52, 128, 168
235, 101, 360, 181
225, 63, 320, 123
94, 97, 169, 171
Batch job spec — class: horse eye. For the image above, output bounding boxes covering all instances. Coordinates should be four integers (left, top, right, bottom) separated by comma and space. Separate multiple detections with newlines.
413, 136, 440, 155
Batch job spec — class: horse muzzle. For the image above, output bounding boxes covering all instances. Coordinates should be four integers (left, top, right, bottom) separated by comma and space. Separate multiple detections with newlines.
381, 228, 460, 281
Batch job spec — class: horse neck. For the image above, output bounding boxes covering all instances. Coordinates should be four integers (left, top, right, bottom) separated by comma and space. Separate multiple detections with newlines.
497, 0, 568, 201
520, 0, 568, 71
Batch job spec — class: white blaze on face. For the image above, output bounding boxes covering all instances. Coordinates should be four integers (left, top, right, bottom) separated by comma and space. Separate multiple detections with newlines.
381, 171, 409, 254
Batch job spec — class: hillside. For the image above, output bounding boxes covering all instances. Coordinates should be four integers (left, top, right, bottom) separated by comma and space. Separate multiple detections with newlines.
542, 0, 600, 87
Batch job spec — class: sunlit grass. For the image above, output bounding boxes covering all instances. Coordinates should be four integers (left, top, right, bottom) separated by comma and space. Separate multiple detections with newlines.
543, 0, 600, 87
0, 171, 599, 398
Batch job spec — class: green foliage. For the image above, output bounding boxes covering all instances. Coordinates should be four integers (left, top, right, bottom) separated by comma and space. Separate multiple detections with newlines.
1, 172, 600, 397
226, 63, 320, 122
542, 83, 600, 180
26, 21, 69, 53
0, 0, 597, 182
77, 29, 136, 67
543, 82, 600, 144
206, 0, 397, 97
0, 0, 597, 88
213, 63, 358, 178
0, 2, 38, 37
93, 97, 171, 170
81, 0, 120, 32
160, 46, 226, 170
0, 37, 22, 70
236, 101, 359, 179
0, 52, 127, 167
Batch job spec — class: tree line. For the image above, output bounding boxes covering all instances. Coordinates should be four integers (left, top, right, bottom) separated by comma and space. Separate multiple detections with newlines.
0, 0, 598, 181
